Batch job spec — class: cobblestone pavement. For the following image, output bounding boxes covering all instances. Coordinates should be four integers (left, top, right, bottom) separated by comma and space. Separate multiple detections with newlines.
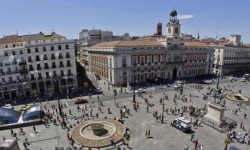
0, 78, 250, 150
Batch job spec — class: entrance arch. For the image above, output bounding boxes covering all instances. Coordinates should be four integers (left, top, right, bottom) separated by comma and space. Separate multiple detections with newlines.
172, 67, 177, 80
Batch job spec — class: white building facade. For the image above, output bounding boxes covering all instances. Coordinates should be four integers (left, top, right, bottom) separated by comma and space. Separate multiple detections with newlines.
212, 45, 250, 76
0, 32, 77, 103
88, 10, 214, 86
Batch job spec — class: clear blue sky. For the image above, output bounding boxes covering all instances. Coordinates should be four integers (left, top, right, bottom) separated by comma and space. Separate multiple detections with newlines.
1, 0, 250, 42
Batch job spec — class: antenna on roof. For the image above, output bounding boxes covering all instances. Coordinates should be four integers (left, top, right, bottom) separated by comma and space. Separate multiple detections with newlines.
16, 30, 18, 35
216, 26, 219, 39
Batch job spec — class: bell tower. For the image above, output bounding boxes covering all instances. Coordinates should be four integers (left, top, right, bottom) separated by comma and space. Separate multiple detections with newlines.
166, 9, 183, 46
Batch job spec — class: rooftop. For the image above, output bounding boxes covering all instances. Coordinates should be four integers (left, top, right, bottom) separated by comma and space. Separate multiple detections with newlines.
91, 39, 163, 48
0, 32, 65, 45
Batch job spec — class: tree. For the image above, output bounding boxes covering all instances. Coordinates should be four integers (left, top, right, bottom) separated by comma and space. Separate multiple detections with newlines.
224, 138, 232, 150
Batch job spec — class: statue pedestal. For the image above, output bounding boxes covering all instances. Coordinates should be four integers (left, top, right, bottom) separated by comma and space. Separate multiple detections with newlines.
203, 102, 226, 129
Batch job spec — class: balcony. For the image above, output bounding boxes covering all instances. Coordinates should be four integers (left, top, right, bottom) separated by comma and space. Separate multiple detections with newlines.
36, 58, 41, 61
19, 61, 27, 65
59, 64, 64, 68
38, 76, 43, 79
28, 59, 33, 62
66, 55, 70, 58
13, 61, 18, 65
53, 74, 57, 78
140, 63, 144, 66
67, 72, 73, 76
61, 73, 65, 77
51, 56, 56, 60
31, 77, 36, 80
0, 72, 5, 75
44, 66, 49, 69
52, 65, 57, 68
0, 63, 3, 66
5, 62, 11, 66
43, 57, 48, 61
66, 63, 71, 67
20, 68, 28, 74
122, 64, 127, 67
37, 67, 42, 70
30, 67, 34, 71
58, 55, 63, 59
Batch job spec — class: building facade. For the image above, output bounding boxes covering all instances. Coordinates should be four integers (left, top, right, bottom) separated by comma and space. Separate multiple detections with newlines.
88, 10, 214, 86
0, 32, 77, 103
212, 44, 250, 76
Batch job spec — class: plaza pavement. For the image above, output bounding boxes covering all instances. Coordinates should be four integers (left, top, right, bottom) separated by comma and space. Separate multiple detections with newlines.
1, 78, 250, 150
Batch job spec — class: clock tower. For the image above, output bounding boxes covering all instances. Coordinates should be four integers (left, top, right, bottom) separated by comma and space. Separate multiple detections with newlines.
166, 9, 183, 46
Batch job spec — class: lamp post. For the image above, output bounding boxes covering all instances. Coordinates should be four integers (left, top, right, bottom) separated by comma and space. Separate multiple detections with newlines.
161, 98, 165, 123
216, 57, 220, 89
54, 77, 63, 116
113, 89, 117, 106
132, 68, 136, 104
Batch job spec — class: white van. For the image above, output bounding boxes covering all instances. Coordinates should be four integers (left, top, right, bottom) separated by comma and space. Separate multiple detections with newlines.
171, 117, 192, 132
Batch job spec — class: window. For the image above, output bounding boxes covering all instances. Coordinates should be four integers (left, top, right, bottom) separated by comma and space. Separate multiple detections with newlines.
9, 77, 13, 82
16, 76, 20, 81
46, 72, 50, 78
36, 55, 40, 61
43, 47, 46, 52
12, 51, 16, 55
29, 65, 34, 71
168, 28, 171, 34
175, 27, 179, 34
5, 52, 8, 56
20, 50, 23, 54
133, 57, 137, 65
38, 73, 42, 79
51, 46, 54, 51
37, 64, 41, 70
27, 49, 31, 53
58, 45, 62, 50
66, 45, 69, 49
67, 69, 72, 76
35, 48, 39, 52
28, 56, 32, 62
122, 57, 126, 66
2, 78, 5, 82
60, 70, 64, 76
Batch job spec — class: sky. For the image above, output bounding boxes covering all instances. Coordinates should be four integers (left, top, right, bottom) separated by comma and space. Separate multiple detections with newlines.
0, 0, 250, 42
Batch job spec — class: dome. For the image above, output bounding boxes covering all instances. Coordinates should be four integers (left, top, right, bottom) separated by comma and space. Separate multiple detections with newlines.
170, 9, 177, 17
0, 108, 21, 124
21, 104, 44, 122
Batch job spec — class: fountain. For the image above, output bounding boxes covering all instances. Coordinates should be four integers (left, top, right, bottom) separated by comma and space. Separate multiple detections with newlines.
224, 94, 250, 105
71, 119, 124, 148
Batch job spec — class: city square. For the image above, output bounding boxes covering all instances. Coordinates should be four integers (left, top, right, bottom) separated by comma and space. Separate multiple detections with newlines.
0, 76, 249, 150
1, 1, 250, 150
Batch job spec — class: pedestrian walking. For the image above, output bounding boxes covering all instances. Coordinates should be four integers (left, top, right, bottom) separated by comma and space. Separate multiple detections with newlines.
190, 133, 195, 142
33, 126, 37, 133
146, 106, 149, 112
147, 129, 151, 137
244, 113, 247, 119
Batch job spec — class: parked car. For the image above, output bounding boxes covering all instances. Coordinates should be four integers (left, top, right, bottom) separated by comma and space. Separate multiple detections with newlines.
2, 104, 14, 109
171, 117, 192, 132
19, 104, 32, 112
92, 88, 103, 94
135, 88, 146, 94
241, 78, 246, 82
74, 98, 88, 104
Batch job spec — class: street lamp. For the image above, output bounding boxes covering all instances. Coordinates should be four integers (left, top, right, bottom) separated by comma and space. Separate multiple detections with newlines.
132, 68, 136, 104
161, 98, 165, 123
113, 89, 117, 106
54, 77, 63, 116
216, 57, 220, 89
